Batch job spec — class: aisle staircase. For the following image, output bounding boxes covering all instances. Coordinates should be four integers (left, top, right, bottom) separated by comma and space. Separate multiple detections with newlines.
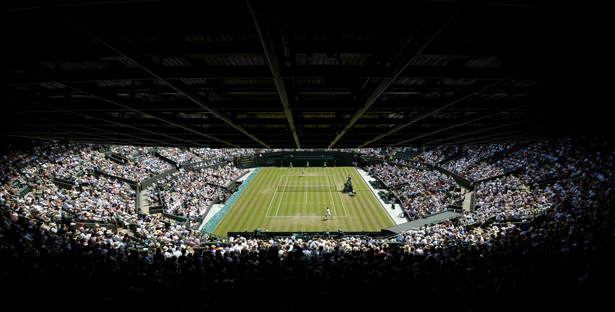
140, 191, 151, 214
462, 188, 474, 212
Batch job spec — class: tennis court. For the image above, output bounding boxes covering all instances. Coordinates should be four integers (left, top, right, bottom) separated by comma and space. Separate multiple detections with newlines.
211, 166, 394, 236
266, 173, 346, 218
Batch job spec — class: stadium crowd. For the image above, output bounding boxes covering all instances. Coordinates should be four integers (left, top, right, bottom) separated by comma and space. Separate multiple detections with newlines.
153, 163, 245, 220
440, 144, 517, 181
105, 145, 174, 181
158, 147, 203, 165
366, 162, 457, 220
0, 137, 613, 311
35, 142, 174, 183
415, 145, 459, 165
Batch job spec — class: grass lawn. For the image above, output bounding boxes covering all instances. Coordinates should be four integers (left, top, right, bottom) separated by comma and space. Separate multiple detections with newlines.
211, 166, 395, 237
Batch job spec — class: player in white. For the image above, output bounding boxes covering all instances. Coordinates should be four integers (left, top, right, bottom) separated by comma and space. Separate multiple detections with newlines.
306, 161, 309, 168
301, 169, 305, 176
325, 207, 334, 220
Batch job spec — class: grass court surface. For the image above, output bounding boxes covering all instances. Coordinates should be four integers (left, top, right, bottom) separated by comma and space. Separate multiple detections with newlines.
211, 167, 394, 236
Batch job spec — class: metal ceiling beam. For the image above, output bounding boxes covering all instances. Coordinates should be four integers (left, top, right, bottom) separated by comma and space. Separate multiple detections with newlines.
386, 101, 536, 147
59, 15, 268, 149
34, 73, 237, 147
246, 0, 300, 148
453, 134, 541, 147
27, 113, 183, 147
328, 4, 465, 148
359, 70, 524, 147
4, 129, 146, 146
11, 94, 204, 148
11, 117, 537, 127
1, 65, 546, 87
8, 96, 542, 114
22, 118, 163, 147
416, 126, 539, 147
5, 58, 234, 147
423, 120, 532, 146
453, 126, 541, 146
0, 2, 577, 149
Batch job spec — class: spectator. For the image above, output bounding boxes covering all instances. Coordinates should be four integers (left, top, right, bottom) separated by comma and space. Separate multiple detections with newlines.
0, 137, 613, 311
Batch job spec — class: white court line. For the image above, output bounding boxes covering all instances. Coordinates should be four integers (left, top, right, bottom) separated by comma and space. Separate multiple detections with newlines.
326, 174, 340, 217
265, 215, 347, 218
265, 199, 346, 218
282, 201, 334, 205
265, 174, 284, 217
305, 176, 309, 208
266, 173, 341, 218
274, 174, 290, 216
330, 174, 349, 217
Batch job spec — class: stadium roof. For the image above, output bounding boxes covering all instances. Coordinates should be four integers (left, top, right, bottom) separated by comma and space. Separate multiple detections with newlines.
0, 0, 606, 149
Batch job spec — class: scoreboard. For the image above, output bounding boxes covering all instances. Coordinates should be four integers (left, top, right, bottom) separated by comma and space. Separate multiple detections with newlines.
236, 154, 256, 168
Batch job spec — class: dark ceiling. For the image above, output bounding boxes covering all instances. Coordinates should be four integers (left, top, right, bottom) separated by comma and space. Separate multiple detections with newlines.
0, 1, 606, 149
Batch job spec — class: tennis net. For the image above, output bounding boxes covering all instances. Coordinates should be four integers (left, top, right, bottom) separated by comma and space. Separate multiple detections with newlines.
277, 184, 336, 192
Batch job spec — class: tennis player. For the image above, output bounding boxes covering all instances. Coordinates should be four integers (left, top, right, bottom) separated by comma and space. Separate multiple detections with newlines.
325, 207, 334, 220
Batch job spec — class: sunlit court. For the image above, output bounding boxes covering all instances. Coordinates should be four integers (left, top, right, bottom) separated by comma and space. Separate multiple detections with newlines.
211, 167, 394, 235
